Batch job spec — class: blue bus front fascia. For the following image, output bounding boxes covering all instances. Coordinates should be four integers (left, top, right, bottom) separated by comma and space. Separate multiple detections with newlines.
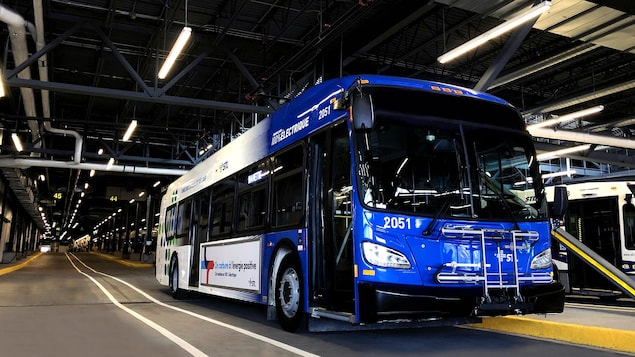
350, 204, 560, 321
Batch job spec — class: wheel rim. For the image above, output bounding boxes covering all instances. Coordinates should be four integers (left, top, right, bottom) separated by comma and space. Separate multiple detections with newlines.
278, 267, 300, 318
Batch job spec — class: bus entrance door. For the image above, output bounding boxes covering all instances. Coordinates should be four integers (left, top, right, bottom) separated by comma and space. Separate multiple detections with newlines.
566, 197, 622, 292
309, 123, 355, 314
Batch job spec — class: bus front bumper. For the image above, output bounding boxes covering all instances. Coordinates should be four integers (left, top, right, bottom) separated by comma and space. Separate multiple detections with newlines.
357, 281, 565, 322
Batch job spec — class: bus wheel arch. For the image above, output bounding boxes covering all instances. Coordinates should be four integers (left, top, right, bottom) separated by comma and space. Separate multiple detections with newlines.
268, 241, 304, 331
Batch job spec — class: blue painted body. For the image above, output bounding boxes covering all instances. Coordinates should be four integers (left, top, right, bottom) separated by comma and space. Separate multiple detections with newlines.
158, 75, 564, 327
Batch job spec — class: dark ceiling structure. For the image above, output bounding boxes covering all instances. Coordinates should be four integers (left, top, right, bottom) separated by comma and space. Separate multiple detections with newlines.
2, 0, 635, 237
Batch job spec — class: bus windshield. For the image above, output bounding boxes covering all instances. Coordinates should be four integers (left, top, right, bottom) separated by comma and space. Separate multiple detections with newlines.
355, 87, 546, 221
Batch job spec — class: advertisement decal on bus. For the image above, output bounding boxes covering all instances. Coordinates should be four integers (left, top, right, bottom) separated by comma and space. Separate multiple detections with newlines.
201, 237, 262, 292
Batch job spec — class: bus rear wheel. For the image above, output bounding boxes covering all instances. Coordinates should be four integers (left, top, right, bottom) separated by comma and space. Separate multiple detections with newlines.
169, 255, 183, 299
275, 254, 304, 332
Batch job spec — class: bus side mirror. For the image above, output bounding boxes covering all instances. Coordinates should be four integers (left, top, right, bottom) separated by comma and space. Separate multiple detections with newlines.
351, 92, 374, 132
552, 185, 568, 218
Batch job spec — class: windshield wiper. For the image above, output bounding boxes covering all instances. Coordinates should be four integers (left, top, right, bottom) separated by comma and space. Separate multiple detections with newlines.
422, 197, 452, 236
478, 170, 520, 230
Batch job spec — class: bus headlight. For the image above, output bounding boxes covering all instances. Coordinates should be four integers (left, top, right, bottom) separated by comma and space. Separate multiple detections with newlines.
362, 242, 411, 269
530, 248, 552, 270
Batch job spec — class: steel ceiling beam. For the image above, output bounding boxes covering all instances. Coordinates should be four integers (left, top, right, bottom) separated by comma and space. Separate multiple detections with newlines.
5, 77, 274, 114
343, 2, 437, 67
474, 19, 536, 92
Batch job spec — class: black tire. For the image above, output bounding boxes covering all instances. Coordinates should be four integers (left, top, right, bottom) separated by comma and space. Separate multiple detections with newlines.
275, 253, 304, 332
169, 254, 182, 299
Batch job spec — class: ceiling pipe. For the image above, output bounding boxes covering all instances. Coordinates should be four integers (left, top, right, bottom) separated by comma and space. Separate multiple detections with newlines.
33, 0, 83, 164
0, 5, 40, 140
528, 127, 635, 150
489, 42, 598, 90
0, 5, 46, 229
523, 78, 635, 115
0, 158, 188, 176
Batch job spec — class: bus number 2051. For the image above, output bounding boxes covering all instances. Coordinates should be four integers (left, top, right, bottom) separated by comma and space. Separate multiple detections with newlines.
383, 217, 412, 230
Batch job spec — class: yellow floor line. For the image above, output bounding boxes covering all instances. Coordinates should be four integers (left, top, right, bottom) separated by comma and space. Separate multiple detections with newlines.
0, 252, 42, 276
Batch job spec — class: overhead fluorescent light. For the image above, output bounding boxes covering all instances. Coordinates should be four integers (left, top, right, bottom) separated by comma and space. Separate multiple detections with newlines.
542, 170, 576, 179
11, 133, 23, 152
122, 119, 138, 141
438, 1, 551, 64
515, 170, 576, 185
527, 105, 604, 130
106, 158, 115, 170
158, 26, 192, 79
536, 144, 591, 161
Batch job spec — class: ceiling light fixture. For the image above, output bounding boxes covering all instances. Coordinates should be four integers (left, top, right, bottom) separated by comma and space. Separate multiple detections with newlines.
122, 119, 138, 141
527, 105, 604, 130
11, 133, 23, 152
0, 71, 5, 98
541, 170, 576, 179
536, 144, 591, 161
158, 1, 192, 80
106, 158, 115, 170
158, 27, 192, 79
438, 1, 551, 64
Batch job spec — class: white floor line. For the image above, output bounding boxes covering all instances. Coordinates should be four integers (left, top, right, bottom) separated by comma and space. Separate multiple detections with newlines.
65, 253, 208, 357
69, 253, 320, 357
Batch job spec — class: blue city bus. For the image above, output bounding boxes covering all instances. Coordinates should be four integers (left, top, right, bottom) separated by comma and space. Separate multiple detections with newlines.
155, 75, 565, 331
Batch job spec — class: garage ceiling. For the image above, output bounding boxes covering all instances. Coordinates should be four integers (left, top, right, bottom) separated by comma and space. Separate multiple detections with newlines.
1, 0, 635, 235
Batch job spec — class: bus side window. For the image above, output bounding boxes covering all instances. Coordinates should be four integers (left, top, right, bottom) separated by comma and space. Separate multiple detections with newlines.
177, 199, 192, 240
272, 145, 305, 228
200, 188, 211, 242
211, 201, 223, 237
252, 188, 267, 226
211, 178, 235, 239
237, 161, 269, 232
165, 204, 177, 240
237, 188, 267, 231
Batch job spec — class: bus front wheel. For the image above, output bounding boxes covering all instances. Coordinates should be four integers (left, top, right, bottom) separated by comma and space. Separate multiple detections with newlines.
275, 253, 304, 332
